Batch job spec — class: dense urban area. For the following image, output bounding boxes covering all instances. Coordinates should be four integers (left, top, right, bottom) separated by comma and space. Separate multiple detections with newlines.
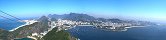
0, 13, 156, 40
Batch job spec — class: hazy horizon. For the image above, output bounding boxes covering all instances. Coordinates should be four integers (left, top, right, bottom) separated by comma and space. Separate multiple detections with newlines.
0, 0, 166, 23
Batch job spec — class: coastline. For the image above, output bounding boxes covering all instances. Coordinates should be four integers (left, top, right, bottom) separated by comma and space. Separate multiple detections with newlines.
27, 36, 37, 40
125, 26, 146, 29
76, 25, 94, 26
9, 20, 38, 32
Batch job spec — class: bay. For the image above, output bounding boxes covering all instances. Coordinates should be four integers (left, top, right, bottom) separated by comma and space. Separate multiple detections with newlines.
67, 25, 166, 40
0, 19, 25, 30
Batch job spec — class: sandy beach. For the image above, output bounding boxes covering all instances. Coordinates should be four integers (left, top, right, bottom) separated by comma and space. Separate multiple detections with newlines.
9, 20, 38, 32
27, 36, 37, 40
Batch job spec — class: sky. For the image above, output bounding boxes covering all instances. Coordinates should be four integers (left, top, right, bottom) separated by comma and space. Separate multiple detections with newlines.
0, 0, 166, 23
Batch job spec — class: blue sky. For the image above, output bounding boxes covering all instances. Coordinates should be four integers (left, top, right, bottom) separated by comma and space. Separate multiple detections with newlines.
0, 0, 166, 23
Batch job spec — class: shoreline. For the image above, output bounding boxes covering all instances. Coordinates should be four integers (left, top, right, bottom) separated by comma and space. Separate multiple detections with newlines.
125, 26, 146, 29
27, 36, 37, 40
9, 20, 38, 32
76, 25, 94, 26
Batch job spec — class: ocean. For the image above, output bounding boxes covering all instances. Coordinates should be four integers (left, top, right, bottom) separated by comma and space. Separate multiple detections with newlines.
67, 25, 166, 40
0, 19, 25, 30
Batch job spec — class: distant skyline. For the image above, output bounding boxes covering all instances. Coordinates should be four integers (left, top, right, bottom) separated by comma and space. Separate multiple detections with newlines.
0, 0, 166, 23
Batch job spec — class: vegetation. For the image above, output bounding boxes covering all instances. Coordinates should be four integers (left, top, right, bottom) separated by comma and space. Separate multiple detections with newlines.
9, 22, 39, 38
0, 29, 10, 40
42, 27, 74, 40
0, 15, 76, 40
0, 21, 51, 40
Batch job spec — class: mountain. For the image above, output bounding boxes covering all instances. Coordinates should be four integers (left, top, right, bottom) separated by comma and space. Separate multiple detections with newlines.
48, 13, 156, 25
48, 13, 96, 21
64, 13, 96, 21
41, 27, 76, 40
97, 18, 124, 23
38, 16, 50, 23
107, 19, 125, 23
48, 14, 64, 21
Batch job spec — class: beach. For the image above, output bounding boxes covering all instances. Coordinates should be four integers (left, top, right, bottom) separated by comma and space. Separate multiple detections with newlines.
9, 20, 38, 32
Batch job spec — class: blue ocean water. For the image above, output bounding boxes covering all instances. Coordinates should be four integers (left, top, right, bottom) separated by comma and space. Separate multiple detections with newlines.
0, 19, 25, 30
68, 25, 166, 40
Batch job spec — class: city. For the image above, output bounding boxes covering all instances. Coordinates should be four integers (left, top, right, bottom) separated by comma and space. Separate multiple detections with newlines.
0, 0, 166, 40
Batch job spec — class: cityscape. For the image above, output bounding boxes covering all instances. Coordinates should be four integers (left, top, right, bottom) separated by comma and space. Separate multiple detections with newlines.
0, 0, 166, 40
